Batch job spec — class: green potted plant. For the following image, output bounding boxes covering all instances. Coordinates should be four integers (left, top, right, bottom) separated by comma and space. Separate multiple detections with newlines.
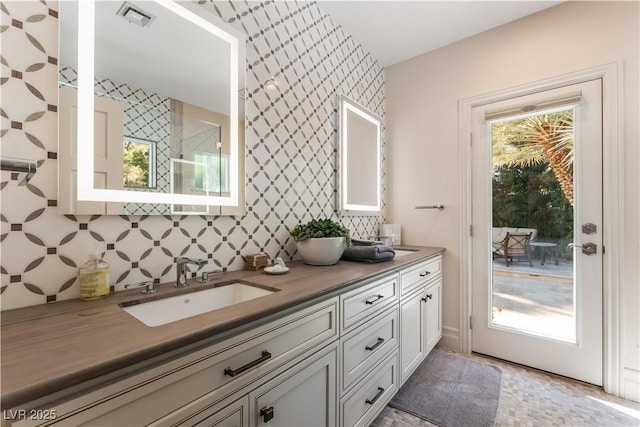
290, 219, 351, 265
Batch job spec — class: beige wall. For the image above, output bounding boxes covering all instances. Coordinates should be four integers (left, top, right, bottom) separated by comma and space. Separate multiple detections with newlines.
386, 1, 638, 399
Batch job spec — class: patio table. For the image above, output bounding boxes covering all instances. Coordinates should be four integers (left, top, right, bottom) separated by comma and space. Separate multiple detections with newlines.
529, 241, 559, 265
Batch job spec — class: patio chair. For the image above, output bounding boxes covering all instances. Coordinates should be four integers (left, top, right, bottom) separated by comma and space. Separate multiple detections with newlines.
493, 232, 533, 267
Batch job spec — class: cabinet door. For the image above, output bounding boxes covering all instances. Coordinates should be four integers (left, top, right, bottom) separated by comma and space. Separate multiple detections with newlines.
250, 347, 337, 427
399, 290, 425, 385
424, 279, 442, 354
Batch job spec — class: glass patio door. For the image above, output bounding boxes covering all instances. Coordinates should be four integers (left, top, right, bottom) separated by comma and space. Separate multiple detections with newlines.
471, 79, 603, 385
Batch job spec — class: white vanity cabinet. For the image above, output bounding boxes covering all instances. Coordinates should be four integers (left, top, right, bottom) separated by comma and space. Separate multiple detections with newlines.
12, 298, 339, 427
398, 254, 443, 385
8, 251, 444, 427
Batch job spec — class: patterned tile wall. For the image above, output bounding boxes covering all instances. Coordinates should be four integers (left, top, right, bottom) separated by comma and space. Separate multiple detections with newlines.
0, 0, 385, 311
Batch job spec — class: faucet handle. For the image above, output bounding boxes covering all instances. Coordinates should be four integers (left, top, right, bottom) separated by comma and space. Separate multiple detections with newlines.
125, 281, 157, 294
199, 270, 223, 283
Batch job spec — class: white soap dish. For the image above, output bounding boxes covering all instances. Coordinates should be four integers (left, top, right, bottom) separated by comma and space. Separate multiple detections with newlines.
264, 266, 289, 275
264, 257, 289, 275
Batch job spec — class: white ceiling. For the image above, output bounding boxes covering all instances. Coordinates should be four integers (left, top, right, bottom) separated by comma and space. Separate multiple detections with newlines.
317, 1, 563, 67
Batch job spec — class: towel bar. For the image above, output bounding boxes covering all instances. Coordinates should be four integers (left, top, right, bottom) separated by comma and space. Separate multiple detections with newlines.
1, 157, 37, 186
415, 205, 444, 210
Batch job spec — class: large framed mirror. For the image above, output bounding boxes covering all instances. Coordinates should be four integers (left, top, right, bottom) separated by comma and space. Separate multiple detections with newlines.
58, 0, 245, 215
337, 95, 382, 215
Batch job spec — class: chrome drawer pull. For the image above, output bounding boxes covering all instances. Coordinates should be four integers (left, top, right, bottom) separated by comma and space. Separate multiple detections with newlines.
224, 350, 271, 377
365, 294, 384, 305
365, 337, 385, 351
365, 387, 385, 405
419, 271, 431, 277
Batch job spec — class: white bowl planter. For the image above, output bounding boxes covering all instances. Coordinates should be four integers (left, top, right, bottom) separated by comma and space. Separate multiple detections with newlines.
296, 237, 345, 265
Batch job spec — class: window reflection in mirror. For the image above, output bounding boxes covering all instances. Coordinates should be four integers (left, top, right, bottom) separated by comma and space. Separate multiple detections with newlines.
123, 137, 157, 189
338, 95, 382, 215
57, 0, 244, 215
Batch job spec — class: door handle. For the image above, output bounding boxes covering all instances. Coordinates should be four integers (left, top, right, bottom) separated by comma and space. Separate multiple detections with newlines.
568, 242, 597, 256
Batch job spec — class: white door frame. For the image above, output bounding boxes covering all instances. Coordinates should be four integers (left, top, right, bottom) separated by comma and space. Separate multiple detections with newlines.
458, 62, 623, 395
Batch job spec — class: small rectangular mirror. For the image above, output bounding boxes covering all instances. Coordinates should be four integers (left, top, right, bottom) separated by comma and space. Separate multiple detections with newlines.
337, 95, 382, 215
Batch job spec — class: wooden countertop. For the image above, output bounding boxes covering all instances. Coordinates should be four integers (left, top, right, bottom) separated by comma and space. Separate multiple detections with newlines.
1, 246, 443, 409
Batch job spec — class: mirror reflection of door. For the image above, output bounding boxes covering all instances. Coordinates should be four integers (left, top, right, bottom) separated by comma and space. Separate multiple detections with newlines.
58, 88, 124, 214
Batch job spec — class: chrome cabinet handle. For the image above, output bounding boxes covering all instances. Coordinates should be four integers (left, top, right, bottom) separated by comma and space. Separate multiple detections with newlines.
365, 337, 385, 351
419, 271, 431, 277
365, 294, 384, 305
365, 387, 385, 405
224, 350, 271, 377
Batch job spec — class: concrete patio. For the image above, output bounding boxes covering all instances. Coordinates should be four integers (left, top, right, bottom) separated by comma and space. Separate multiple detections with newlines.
491, 258, 575, 342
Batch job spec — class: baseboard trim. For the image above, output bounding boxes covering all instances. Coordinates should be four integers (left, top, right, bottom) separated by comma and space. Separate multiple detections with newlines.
440, 326, 461, 352
623, 368, 640, 402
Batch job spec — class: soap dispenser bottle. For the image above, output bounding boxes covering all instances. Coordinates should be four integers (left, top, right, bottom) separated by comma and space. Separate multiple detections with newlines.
78, 253, 110, 300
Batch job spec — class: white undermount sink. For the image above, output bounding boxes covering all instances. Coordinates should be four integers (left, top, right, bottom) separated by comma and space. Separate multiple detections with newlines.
120, 283, 276, 327
394, 249, 418, 257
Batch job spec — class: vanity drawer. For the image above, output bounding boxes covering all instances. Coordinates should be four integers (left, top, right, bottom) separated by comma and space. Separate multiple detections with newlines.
341, 274, 398, 333
17, 298, 338, 427
400, 255, 441, 296
340, 350, 398, 427
341, 306, 398, 393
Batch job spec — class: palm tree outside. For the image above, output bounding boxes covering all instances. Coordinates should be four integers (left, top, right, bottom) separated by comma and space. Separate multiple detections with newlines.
492, 109, 574, 205
491, 109, 574, 243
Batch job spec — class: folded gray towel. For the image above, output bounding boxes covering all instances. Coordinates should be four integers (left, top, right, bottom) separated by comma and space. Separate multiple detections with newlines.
342, 245, 395, 263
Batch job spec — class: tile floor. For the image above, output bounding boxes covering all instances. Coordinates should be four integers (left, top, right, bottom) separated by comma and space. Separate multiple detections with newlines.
371, 349, 640, 427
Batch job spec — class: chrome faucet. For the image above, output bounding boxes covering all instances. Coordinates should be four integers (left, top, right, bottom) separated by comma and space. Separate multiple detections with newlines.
175, 257, 208, 287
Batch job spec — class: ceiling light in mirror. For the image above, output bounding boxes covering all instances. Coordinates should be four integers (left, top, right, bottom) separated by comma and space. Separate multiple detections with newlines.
65, 0, 242, 209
